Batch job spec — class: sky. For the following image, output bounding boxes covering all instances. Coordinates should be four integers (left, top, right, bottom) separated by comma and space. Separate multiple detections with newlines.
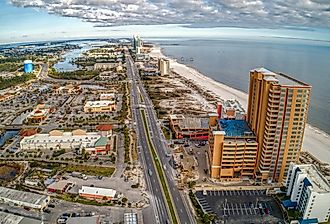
1, 0, 330, 44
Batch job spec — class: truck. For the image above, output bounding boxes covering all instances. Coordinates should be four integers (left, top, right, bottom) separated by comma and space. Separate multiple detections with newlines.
71, 172, 87, 180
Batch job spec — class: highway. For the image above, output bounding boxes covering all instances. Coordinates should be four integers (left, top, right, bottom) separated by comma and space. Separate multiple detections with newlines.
126, 55, 195, 224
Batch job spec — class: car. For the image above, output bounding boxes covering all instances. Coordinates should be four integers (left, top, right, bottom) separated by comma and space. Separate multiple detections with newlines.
48, 204, 55, 208
148, 169, 153, 176
57, 218, 67, 224
97, 176, 103, 180
43, 209, 51, 213
259, 208, 264, 215
265, 208, 270, 214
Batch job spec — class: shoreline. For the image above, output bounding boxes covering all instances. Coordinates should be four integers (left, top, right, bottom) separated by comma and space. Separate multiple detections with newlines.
149, 45, 330, 164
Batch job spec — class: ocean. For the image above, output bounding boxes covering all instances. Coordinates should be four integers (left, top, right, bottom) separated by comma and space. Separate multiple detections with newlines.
151, 38, 330, 134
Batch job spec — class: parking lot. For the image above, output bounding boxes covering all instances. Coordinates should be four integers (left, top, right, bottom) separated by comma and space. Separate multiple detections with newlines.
195, 190, 284, 224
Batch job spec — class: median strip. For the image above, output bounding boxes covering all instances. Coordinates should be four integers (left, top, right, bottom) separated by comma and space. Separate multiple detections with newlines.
141, 109, 179, 224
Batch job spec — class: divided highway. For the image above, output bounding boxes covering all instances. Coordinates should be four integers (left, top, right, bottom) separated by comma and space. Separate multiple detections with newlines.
126, 55, 195, 224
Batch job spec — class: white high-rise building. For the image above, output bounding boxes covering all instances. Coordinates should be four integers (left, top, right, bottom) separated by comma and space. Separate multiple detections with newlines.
285, 163, 330, 223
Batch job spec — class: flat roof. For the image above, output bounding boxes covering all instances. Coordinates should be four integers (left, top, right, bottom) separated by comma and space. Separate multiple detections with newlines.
79, 186, 116, 197
66, 217, 98, 224
0, 211, 42, 224
0, 187, 49, 206
251, 67, 310, 86
47, 180, 73, 190
297, 164, 330, 193
219, 119, 255, 137
178, 117, 209, 129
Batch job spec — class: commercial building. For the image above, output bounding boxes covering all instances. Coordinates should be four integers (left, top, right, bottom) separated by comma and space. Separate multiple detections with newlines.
169, 114, 209, 140
23, 60, 33, 73
54, 84, 81, 94
47, 180, 75, 193
100, 93, 116, 101
208, 112, 258, 181
84, 100, 116, 113
247, 68, 311, 183
158, 58, 170, 75
78, 186, 116, 201
0, 187, 50, 210
0, 211, 42, 224
66, 217, 100, 224
26, 104, 52, 123
284, 163, 330, 223
20, 129, 111, 155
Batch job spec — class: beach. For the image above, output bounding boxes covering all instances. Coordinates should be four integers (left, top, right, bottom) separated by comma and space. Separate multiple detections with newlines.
150, 46, 330, 164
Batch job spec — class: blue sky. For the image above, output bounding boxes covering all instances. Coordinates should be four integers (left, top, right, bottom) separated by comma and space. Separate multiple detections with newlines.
1, 0, 330, 44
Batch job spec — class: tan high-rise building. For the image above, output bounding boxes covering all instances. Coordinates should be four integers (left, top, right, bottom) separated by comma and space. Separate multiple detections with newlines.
208, 113, 258, 181
248, 68, 311, 183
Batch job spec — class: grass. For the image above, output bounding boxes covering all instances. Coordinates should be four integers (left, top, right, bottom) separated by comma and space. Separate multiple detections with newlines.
65, 165, 115, 177
141, 110, 178, 224
161, 127, 171, 140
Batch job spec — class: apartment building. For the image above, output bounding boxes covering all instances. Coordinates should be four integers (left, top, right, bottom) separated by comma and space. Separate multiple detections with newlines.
248, 68, 311, 183
208, 113, 258, 181
285, 163, 330, 223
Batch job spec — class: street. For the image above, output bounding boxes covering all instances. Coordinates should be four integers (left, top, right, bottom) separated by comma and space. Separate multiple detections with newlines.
126, 55, 195, 224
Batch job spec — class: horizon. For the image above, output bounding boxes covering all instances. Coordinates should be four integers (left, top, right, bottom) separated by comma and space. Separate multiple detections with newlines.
1, 1, 330, 44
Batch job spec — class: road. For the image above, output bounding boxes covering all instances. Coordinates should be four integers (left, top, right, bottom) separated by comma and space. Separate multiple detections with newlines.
126, 55, 195, 224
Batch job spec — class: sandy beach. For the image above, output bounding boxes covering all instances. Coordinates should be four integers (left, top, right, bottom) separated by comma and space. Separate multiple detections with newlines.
150, 46, 330, 164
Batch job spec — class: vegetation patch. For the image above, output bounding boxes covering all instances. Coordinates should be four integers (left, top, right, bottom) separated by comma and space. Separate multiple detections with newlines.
141, 110, 178, 224
49, 68, 98, 80
65, 165, 115, 177
0, 73, 36, 90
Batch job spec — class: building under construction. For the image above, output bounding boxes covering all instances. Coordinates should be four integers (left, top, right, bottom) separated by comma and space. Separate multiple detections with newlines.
169, 114, 209, 140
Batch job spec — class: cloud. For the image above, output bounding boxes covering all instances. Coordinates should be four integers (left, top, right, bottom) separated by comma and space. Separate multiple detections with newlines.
9, 0, 330, 28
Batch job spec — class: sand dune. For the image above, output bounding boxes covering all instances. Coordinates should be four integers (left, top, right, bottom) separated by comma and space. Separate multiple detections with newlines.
150, 46, 330, 164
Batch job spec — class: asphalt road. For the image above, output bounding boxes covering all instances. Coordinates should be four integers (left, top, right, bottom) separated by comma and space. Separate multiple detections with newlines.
126, 55, 195, 224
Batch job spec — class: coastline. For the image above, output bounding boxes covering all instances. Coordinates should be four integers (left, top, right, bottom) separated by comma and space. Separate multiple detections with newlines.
149, 45, 330, 164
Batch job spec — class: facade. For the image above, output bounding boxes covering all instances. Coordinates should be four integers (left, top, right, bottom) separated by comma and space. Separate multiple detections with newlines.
84, 100, 116, 113
169, 114, 209, 140
20, 129, 110, 155
0, 187, 50, 210
79, 186, 116, 201
23, 60, 33, 73
248, 68, 311, 183
158, 58, 170, 75
285, 163, 330, 223
208, 114, 258, 181
132, 35, 142, 51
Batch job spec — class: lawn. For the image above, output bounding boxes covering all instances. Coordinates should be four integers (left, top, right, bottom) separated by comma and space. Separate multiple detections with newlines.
65, 165, 115, 177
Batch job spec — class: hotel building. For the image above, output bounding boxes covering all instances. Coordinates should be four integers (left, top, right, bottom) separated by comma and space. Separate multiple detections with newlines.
208, 113, 258, 181
284, 163, 330, 223
248, 68, 311, 183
